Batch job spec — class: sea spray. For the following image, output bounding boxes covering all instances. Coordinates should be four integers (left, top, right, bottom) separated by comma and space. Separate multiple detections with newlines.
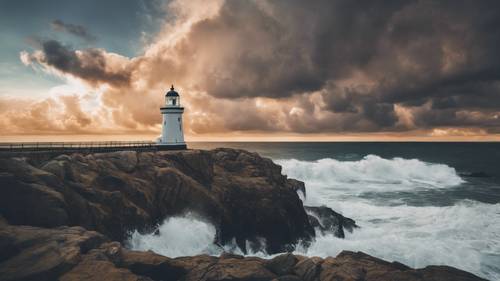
293, 200, 500, 281
128, 155, 500, 280
128, 213, 219, 257
128, 212, 269, 257
127, 202, 500, 280
279, 156, 500, 281
276, 155, 463, 193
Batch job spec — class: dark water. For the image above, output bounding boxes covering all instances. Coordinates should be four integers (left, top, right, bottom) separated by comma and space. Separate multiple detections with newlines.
186, 142, 500, 280
190, 142, 500, 205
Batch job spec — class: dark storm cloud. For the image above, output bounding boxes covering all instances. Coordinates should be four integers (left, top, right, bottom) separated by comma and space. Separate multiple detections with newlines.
176, 0, 500, 133
184, 0, 412, 100
51, 19, 96, 42
13, 0, 500, 135
163, 0, 415, 131
24, 40, 132, 86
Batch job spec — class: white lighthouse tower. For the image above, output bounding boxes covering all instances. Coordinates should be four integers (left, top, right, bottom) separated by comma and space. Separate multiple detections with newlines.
158, 85, 186, 149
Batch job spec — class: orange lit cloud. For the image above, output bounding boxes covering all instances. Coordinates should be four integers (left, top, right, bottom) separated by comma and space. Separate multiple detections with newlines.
3, 0, 500, 140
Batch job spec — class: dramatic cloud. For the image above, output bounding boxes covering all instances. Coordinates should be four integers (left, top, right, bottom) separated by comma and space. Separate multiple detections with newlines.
21, 40, 133, 86
5, 0, 500, 138
51, 19, 97, 42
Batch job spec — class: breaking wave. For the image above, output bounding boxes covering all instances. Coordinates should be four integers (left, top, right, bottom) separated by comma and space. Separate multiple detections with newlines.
294, 200, 500, 281
127, 214, 219, 257
279, 155, 500, 280
127, 213, 268, 258
128, 155, 500, 280
276, 155, 463, 193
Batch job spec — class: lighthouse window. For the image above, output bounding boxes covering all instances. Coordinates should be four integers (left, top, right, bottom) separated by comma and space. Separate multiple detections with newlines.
173, 99, 176, 105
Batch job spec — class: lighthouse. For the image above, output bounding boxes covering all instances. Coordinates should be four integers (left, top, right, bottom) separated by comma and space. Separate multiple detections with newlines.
158, 85, 186, 149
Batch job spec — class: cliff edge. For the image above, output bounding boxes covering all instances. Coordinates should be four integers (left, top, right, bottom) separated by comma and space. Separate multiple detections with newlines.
0, 148, 488, 281
0, 148, 314, 253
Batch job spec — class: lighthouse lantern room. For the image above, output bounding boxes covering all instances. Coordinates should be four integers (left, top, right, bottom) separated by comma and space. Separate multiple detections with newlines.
158, 85, 186, 149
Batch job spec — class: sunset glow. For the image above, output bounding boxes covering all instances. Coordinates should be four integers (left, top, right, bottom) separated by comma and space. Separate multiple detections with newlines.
1, 0, 500, 141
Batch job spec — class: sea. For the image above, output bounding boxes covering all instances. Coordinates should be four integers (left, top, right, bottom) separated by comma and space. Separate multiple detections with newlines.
129, 142, 500, 280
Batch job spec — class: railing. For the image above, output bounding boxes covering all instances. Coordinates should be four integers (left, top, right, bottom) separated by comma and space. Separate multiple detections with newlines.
0, 141, 159, 153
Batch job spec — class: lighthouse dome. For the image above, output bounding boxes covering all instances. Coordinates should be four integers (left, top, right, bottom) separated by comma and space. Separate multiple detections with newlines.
166, 85, 179, 97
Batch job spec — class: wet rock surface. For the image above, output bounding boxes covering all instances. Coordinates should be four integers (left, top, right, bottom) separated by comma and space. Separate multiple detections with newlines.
0, 220, 487, 281
305, 206, 358, 238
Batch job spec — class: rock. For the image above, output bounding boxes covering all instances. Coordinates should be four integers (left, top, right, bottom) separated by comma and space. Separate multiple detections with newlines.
417, 265, 488, 281
211, 148, 314, 253
293, 257, 323, 281
0, 148, 313, 254
272, 275, 302, 281
118, 248, 186, 280
59, 258, 152, 281
305, 206, 358, 238
95, 151, 138, 173
0, 223, 108, 281
220, 252, 244, 260
197, 257, 276, 281
287, 179, 306, 198
0, 222, 487, 281
319, 251, 487, 281
265, 253, 299, 275
0, 172, 69, 228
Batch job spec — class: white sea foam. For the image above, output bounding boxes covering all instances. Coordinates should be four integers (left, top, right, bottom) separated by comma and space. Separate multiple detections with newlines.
279, 156, 500, 280
128, 213, 219, 257
276, 155, 463, 193
128, 213, 268, 257
128, 203, 500, 280
128, 156, 500, 280
294, 200, 500, 281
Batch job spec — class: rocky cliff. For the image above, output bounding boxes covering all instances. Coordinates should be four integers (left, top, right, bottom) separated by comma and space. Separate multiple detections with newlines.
0, 148, 488, 281
0, 148, 316, 253
0, 218, 485, 281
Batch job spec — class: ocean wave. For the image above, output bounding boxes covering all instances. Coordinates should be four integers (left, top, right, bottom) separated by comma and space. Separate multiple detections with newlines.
127, 201, 500, 280
295, 200, 500, 281
276, 155, 464, 194
127, 213, 268, 258
127, 155, 498, 280
127, 213, 219, 257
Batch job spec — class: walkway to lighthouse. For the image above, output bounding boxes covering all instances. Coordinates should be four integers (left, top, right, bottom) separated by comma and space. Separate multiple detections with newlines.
0, 141, 186, 155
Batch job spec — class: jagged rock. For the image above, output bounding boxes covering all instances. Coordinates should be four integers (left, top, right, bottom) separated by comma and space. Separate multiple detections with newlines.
319, 251, 487, 281
59, 257, 152, 281
418, 265, 489, 281
0, 148, 313, 253
305, 206, 358, 238
0, 222, 487, 281
220, 252, 244, 260
117, 248, 186, 280
265, 253, 299, 275
196, 257, 276, 281
272, 275, 302, 281
0, 223, 108, 281
0, 172, 69, 228
287, 179, 306, 198
293, 257, 323, 281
